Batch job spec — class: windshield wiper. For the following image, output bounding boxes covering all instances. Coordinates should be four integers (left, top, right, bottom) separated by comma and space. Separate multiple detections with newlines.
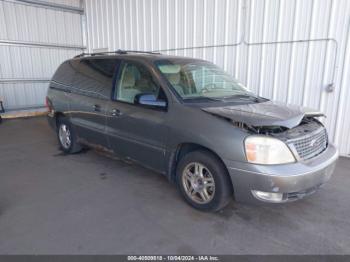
221, 94, 265, 102
183, 96, 222, 102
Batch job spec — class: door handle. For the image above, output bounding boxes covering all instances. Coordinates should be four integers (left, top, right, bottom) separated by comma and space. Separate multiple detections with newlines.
111, 108, 123, 117
93, 104, 101, 112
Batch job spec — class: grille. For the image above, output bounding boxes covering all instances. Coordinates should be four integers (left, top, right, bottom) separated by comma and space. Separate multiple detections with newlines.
289, 127, 328, 160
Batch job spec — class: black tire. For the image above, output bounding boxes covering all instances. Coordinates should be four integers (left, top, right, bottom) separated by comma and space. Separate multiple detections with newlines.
56, 117, 82, 154
176, 150, 233, 212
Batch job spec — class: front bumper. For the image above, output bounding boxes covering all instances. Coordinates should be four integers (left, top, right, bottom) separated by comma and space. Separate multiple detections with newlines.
223, 144, 338, 204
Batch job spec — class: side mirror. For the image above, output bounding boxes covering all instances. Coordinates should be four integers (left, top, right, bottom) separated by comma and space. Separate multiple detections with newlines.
134, 93, 167, 108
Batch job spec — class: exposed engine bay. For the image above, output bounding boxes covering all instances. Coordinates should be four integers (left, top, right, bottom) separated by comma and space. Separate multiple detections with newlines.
233, 117, 324, 139
201, 100, 325, 129
233, 116, 328, 161
201, 100, 326, 139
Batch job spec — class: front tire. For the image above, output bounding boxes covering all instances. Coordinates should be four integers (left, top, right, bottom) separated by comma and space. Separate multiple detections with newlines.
57, 117, 82, 154
176, 150, 233, 211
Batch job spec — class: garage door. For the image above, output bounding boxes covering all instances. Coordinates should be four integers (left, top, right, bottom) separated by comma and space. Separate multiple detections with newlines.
0, 0, 85, 111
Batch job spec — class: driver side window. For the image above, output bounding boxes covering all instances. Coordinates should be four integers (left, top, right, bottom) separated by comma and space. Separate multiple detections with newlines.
115, 62, 159, 103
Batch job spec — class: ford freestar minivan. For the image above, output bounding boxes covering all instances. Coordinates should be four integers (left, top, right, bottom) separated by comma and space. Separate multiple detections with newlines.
47, 50, 338, 211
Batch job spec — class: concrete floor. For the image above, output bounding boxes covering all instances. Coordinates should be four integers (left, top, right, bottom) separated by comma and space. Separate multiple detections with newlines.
0, 117, 350, 255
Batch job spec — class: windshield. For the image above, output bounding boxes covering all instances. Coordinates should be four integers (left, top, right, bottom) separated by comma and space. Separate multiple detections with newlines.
156, 60, 256, 101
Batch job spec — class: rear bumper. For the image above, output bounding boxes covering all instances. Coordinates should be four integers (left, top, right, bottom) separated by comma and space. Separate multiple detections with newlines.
223, 144, 338, 204
47, 112, 56, 130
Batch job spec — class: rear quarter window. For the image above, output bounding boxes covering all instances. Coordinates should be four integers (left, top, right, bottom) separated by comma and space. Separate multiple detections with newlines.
50, 61, 76, 91
71, 58, 118, 99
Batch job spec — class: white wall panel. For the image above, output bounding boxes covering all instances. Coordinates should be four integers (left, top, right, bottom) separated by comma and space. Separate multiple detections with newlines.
0, 46, 79, 109
0, 0, 82, 44
44, 0, 81, 8
0, 0, 83, 111
85, 0, 350, 156
334, 11, 350, 157
0, 82, 49, 109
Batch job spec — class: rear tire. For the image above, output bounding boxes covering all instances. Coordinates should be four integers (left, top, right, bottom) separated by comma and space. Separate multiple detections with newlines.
56, 117, 82, 154
176, 150, 233, 211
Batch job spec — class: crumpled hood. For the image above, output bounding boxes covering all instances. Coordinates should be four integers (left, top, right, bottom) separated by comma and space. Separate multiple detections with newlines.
201, 100, 323, 129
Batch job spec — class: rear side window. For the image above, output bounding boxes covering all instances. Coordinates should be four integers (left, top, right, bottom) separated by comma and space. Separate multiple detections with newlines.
71, 58, 118, 99
51, 61, 76, 91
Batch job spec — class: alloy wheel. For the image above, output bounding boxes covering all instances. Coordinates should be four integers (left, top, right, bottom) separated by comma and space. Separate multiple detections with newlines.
182, 162, 215, 204
58, 124, 71, 149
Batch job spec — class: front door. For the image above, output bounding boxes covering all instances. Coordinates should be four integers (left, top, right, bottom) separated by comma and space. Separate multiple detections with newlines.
106, 61, 169, 172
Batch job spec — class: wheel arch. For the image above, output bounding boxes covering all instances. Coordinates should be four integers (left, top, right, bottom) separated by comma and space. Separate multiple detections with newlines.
55, 112, 66, 127
168, 143, 234, 194
47, 111, 67, 131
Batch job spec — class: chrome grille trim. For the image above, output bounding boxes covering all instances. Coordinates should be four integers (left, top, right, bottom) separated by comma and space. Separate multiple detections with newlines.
287, 127, 328, 161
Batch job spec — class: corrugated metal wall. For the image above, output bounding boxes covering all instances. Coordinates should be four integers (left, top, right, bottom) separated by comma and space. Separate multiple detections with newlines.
0, 0, 84, 111
84, 0, 350, 156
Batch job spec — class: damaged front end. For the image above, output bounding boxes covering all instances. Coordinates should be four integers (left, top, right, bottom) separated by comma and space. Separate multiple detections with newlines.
236, 117, 328, 162
200, 100, 338, 203
202, 101, 328, 162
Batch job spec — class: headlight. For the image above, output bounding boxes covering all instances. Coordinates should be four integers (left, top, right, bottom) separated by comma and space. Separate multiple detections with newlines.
244, 136, 295, 165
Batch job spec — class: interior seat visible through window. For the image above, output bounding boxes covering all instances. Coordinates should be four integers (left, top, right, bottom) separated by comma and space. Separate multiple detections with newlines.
118, 69, 139, 103
116, 62, 161, 104
165, 73, 185, 95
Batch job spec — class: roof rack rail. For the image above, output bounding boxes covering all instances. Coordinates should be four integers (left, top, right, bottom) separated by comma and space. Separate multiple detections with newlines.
74, 52, 86, 58
121, 50, 161, 55
74, 49, 160, 58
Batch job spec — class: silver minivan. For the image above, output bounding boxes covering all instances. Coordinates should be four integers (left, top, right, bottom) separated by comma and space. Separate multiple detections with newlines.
47, 50, 338, 211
